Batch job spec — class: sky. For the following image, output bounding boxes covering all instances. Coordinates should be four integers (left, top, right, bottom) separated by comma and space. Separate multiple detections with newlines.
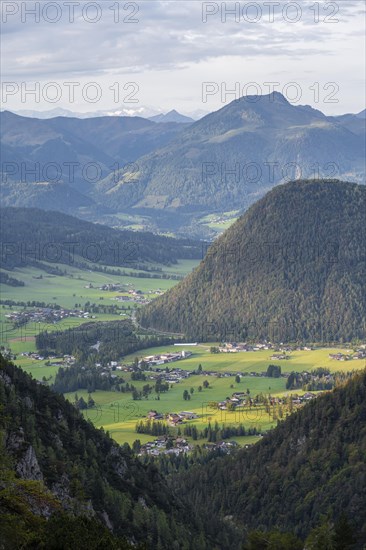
1, 0, 365, 117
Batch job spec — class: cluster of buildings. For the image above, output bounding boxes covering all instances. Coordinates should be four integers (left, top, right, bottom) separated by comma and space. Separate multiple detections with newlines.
5, 307, 94, 326
139, 437, 242, 456
20, 352, 76, 365
139, 436, 193, 456
219, 342, 273, 352
270, 353, 291, 360
147, 410, 198, 425
218, 342, 312, 354
217, 390, 318, 411
329, 348, 366, 361
140, 350, 192, 367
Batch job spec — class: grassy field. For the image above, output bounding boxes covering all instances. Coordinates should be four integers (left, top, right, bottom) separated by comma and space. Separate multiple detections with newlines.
19, 344, 365, 447
0, 259, 199, 349
124, 344, 363, 374
0, 261, 197, 307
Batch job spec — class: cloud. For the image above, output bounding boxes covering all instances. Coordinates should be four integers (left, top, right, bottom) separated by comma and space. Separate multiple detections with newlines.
1, 0, 365, 115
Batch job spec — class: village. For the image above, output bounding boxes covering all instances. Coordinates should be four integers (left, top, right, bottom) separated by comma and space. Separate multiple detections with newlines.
4, 306, 96, 328
137, 436, 240, 456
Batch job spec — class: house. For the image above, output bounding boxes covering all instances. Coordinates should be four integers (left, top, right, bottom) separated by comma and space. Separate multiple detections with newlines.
167, 414, 182, 425
178, 411, 198, 420
302, 392, 316, 400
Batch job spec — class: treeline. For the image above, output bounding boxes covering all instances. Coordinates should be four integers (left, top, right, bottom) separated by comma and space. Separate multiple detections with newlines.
136, 420, 169, 436
0, 207, 203, 271
0, 272, 25, 286
53, 364, 123, 393
87, 264, 185, 280
35, 320, 177, 364
286, 368, 358, 391
1, 299, 61, 308
183, 422, 260, 441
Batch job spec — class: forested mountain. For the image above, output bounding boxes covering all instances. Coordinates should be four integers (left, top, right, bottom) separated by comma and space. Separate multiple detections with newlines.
0, 207, 202, 271
169, 368, 366, 548
94, 93, 365, 215
0, 354, 205, 549
138, 180, 366, 342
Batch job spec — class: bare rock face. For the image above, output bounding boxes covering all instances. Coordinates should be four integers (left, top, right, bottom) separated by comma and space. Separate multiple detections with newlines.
6, 429, 43, 481
109, 445, 128, 478
15, 445, 43, 481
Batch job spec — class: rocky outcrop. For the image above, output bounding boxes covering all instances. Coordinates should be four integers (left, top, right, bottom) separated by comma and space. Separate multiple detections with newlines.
16, 444, 43, 481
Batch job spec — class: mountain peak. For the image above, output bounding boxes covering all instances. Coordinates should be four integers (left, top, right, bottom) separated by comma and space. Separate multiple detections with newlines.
149, 110, 194, 124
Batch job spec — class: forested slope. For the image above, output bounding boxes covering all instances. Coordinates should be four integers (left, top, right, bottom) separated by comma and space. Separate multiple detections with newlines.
138, 180, 366, 342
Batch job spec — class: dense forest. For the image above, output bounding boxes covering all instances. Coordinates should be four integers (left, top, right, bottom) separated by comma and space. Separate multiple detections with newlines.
0, 207, 203, 271
138, 180, 366, 342
168, 369, 366, 548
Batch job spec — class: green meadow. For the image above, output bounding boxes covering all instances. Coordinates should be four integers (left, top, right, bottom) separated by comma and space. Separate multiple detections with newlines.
19, 344, 364, 446
0, 259, 199, 350
124, 344, 363, 374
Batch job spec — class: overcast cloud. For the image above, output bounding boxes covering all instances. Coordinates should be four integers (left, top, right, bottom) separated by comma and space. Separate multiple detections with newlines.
1, 0, 365, 115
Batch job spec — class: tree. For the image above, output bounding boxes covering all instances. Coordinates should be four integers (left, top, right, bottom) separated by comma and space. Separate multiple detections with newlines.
305, 519, 336, 550
198, 386, 202, 392
203, 380, 209, 389
87, 393, 95, 408
235, 375, 240, 384
76, 396, 87, 410
333, 513, 356, 549
132, 439, 141, 454
190, 387, 194, 394
183, 390, 189, 401
197, 364, 203, 373
266, 364, 281, 378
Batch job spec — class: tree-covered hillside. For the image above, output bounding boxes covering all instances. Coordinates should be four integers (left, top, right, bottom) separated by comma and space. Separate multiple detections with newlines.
169, 368, 366, 548
138, 180, 366, 342
0, 354, 205, 549
0, 207, 202, 271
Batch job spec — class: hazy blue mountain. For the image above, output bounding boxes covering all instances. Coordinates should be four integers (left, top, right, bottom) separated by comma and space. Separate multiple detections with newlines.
0, 111, 186, 196
149, 109, 194, 123
330, 109, 366, 136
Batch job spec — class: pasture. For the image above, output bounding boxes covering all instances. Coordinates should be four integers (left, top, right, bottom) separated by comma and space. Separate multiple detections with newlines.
21, 344, 364, 447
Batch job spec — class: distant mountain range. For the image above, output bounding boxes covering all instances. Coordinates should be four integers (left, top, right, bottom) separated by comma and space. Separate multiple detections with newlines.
0, 111, 187, 212
1, 93, 365, 235
6, 106, 202, 121
138, 180, 366, 342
